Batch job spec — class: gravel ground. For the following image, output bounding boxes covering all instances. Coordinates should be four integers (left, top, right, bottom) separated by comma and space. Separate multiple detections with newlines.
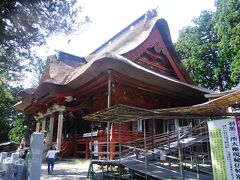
41, 159, 97, 180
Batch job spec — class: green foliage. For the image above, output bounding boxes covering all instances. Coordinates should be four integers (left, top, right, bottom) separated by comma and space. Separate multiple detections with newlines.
0, 0, 90, 142
176, 11, 223, 90
176, 0, 240, 91
8, 116, 25, 143
0, 0, 90, 81
0, 75, 36, 143
231, 52, 240, 81
8, 114, 35, 143
0, 118, 11, 142
0, 76, 20, 142
215, 0, 240, 83
30, 56, 46, 88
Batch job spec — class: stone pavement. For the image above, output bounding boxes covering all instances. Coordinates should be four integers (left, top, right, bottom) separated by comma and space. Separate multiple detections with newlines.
41, 159, 96, 180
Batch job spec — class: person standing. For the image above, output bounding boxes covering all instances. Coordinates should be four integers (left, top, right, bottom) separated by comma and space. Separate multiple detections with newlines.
46, 147, 59, 174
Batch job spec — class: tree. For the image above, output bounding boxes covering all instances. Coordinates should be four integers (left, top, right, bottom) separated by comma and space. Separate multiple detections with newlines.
30, 56, 46, 88
0, 79, 36, 143
0, 0, 90, 81
0, 0, 90, 142
215, 0, 240, 82
0, 76, 20, 142
8, 114, 35, 143
176, 11, 224, 91
175, 0, 240, 91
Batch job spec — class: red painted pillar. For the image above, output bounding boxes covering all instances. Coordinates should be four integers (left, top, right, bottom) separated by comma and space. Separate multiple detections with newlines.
86, 142, 89, 159
110, 142, 115, 160
98, 142, 103, 159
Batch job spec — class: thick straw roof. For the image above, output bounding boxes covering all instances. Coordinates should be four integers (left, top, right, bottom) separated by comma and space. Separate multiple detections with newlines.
83, 90, 240, 122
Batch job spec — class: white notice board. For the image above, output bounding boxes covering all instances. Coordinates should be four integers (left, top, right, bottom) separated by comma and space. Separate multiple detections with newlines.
208, 117, 240, 180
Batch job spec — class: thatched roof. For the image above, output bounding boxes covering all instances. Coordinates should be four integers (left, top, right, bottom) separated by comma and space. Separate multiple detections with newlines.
15, 11, 212, 113
83, 90, 240, 122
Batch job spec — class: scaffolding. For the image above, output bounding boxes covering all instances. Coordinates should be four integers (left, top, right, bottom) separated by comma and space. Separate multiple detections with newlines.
85, 90, 240, 179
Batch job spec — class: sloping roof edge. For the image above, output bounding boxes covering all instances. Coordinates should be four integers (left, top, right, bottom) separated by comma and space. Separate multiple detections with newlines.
155, 19, 194, 84
16, 53, 213, 112
205, 83, 240, 99
90, 9, 158, 55
67, 53, 212, 94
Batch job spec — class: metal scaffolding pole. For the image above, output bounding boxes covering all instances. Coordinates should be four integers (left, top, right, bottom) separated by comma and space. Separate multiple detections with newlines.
196, 154, 200, 180
144, 119, 148, 180
177, 131, 185, 180
87, 120, 94, 179
152, 119, 155, 158
167, 120, 171, 166
163, 120, 166, 133
119, 120, 122, 179
91, 120, 93, 162
205, 124, 211, 163
107, 70, 112, 160
107, 122, 110, 160
119, 121, 122, 160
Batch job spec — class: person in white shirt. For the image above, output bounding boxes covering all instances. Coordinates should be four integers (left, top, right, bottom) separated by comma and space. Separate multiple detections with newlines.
46, 147, 59, 174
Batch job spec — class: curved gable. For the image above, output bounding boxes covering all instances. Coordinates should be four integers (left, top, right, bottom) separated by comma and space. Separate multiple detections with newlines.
123, 19, 193, 84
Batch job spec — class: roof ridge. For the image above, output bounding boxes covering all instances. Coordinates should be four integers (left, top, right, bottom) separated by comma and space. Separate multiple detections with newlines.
90, 9, 157, 55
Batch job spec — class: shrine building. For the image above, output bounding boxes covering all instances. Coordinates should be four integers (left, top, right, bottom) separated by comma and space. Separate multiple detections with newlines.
15, 10, 214, 159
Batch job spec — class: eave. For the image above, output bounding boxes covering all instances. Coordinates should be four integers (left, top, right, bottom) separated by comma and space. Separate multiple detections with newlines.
16, 54, 212, 114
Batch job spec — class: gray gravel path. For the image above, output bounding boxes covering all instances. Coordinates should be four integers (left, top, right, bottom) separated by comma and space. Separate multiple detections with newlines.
40, 159, 95, 180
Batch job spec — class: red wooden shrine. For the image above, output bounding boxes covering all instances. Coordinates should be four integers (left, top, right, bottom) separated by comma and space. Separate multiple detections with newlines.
15, 10, 211, 159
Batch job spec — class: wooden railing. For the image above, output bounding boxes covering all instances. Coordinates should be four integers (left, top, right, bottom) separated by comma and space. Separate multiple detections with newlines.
56, 122, 209, 159
70, 130, 147, 143
120, 122, 209, 159
61, 139, 76, 158
57, 129, 147, 158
